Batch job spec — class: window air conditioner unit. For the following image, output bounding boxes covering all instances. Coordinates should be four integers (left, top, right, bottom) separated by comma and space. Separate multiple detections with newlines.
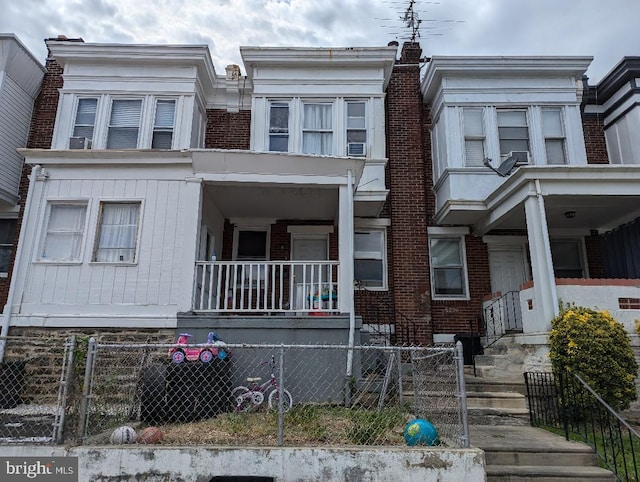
347, 142, 366, 157
69, 136, 92, 149
509, 151, 529, 165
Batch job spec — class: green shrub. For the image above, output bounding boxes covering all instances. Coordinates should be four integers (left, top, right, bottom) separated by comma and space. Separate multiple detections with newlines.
549, 306, 638, 411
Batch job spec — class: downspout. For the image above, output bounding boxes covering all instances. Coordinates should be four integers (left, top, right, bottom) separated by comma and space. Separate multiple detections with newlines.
345, 169, 356, 380
0, 164, 41, 362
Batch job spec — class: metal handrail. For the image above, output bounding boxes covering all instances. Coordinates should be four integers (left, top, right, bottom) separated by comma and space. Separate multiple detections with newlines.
482, 290, 521, 348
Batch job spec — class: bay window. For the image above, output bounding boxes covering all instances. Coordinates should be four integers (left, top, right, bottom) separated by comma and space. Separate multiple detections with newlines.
152, 100, 176, 149
302, 103, 333, 155
346, 101, 366, 157
497, 110, 529, 158
269, 102, 289, 152
107, 99, 142, 149
72, 98, 98, 145
93, 202, 141, 263
542, 108, 566, 165
40, 203, 87, 262
463, 108, 485, 167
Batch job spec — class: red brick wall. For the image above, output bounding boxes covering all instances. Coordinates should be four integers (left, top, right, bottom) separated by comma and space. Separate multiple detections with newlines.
585, 232, 605, 278
385, 43, 432, 344
205, 109, 251, 149
582, 115, 609, 165
0, 56, 62, 312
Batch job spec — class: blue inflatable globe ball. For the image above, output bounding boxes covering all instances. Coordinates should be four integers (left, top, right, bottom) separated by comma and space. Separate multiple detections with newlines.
404, 418, 439, 446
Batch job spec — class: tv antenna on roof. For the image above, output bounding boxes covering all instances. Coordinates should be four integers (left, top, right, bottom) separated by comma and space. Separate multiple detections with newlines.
403, 0, 422, 42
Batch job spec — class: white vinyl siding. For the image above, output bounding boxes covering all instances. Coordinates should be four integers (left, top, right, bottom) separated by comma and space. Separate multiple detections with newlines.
93, 202, 141, 263
542, 108, 567, 165
106, 99, 142, 149
40, 203, 87, 262
463, 108, 485, 166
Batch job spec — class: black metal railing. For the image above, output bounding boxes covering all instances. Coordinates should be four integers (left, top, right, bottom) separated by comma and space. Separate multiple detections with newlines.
482, 291, 522, 347
355, 280, 422, 346
525, 371, 640, 481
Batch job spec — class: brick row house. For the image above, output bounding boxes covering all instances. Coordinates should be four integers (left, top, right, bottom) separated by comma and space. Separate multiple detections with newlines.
2, 37, 639, 372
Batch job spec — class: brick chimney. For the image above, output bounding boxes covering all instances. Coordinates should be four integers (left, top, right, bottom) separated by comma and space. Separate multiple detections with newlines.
225, 64, 241, 81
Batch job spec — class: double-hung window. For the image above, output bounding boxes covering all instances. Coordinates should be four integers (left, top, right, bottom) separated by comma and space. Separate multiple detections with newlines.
107, 99, 142, 149
268, 102, 290, 152
152, 100, 176, 149
429, 236, 468, 298
0, 219, 17, 274
542, 108, 566, 165
497, 110, 529, 158
40, 203, 87, 262
354, 230, 386, 289
72, 98, 98, 146
463, 108, 485, 166
346, 102, 366, 157
93, 202, 141, 263
302, 103, 333, 155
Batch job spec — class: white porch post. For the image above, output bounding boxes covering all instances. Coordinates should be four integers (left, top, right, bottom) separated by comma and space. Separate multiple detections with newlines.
178, 177, 203, 312
338, 174, 355, 314
524, 179, 559, 332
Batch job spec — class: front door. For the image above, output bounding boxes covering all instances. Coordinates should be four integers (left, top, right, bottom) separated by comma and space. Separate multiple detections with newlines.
291, 236, 329, 309
488, 246, 528, 332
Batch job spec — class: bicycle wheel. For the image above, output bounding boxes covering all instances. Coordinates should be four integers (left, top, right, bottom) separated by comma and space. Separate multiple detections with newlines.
231, 386, 251, 412
268, 388, 293, 412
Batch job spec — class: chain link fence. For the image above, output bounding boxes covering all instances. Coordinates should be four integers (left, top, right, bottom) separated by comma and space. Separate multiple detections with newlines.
79, 341, 468, 447
0, 337, 469, 448
0, 336, 74, 444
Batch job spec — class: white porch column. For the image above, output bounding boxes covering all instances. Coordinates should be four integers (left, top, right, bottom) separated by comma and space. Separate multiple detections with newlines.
524, 179, 559, 332
178, 177, 203, 312
338, 172, 355, 314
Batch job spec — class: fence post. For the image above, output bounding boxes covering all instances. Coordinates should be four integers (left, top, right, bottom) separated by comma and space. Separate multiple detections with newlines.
54, 336, 76, 444
455, 341, 470, 448
277, 344, 285, 447
559, 371, 569, 441
76, 337, 97, 443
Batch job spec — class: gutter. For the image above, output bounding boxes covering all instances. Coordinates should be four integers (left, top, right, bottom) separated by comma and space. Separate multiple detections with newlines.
0, 165, 41, 362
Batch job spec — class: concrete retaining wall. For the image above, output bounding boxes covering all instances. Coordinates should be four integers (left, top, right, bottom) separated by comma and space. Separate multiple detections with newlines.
2, 445, 486, 482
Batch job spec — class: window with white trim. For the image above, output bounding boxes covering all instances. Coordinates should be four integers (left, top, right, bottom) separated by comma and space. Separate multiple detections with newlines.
429, 236, 468, 298
302, 102, 333, 155
354, 229, 386, 289
40, 203, 87, 262
346, 101, 366, 157
497, 110, 529, 158
152, 99, 176, 149
107, 99, 142, 149
463, 108, 485, 166
93, 202, 141, 262
542, 108, 566, 165
550, 238, 585, 278
268, 102, 289, 152
0, 219, 16, 274
72, 98, 98, 144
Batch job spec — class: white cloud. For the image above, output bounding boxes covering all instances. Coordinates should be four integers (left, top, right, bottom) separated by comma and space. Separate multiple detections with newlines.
1, 0, 638, 83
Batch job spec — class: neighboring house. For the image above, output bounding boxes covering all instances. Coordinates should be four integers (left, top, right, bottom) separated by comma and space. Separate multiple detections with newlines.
0, 34, 44, 319
4, 37, 398, 350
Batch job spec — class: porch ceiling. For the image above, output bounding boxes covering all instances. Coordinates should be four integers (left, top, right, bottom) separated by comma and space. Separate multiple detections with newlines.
205, 183, 339, 219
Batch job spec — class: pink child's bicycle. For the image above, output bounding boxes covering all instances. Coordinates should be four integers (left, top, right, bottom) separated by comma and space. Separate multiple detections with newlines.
231, 355, 293, 412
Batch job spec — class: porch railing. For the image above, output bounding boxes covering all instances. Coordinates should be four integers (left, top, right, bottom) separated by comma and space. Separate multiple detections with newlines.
482, 290, 522, 347
193, 261, 340, 313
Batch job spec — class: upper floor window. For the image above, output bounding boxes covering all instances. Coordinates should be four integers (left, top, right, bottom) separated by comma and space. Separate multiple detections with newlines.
269, 102, 289, 152
93, 202, 141, 263
72, 98, 98, 145
429, 236, 468, 299
152, 100, 176, 149
0, 219, 16, 274
542, 108, 566, 165
354, 229, 386, 289
40, 203, 87, 262
302, 103, 333, 155
107, 99, 142, 149
346, 102, 366, 157
497, 110, 529, 158
463, 108, 485, 167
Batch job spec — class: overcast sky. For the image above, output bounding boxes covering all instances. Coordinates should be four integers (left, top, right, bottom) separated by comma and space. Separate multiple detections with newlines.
2, 0, 638, 84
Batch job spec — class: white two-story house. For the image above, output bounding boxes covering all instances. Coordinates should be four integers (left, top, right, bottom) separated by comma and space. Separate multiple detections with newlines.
4, 39, 397, 348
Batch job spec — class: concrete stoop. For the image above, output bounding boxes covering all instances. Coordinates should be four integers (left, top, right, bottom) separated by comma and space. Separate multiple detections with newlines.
471, 425, 616, 482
